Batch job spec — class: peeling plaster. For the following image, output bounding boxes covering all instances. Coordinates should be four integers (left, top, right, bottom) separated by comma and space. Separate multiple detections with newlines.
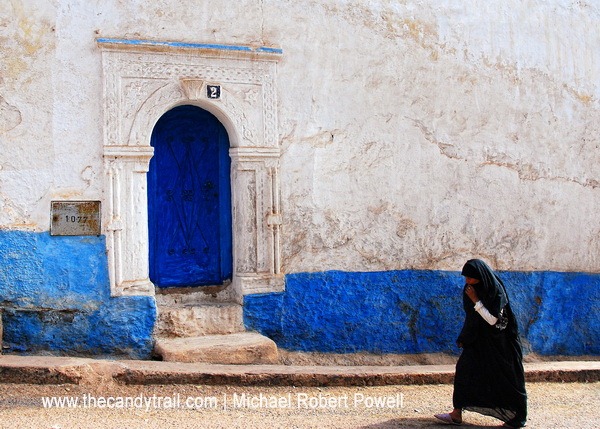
0, 0, 598, 358
0, 96, 22, 133
0, 1, 598, 277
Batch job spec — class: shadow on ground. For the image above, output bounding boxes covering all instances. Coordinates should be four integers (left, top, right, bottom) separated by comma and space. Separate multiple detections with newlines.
360, 417, 506, 428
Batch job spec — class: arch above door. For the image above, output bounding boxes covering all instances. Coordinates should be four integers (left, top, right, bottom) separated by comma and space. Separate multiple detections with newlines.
97, 38, 284, 298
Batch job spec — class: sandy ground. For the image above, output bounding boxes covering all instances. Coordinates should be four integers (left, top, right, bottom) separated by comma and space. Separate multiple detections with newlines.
0, 382, 598, 428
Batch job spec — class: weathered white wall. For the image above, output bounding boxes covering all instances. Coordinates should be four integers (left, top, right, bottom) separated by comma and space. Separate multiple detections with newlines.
1, 0, 598, 273
276, 1, 600, 274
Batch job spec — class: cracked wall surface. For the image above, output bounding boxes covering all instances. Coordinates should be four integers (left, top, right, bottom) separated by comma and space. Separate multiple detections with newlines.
276, 0, 600, 273
0, 0, 598, 275
0, 0, 598, 357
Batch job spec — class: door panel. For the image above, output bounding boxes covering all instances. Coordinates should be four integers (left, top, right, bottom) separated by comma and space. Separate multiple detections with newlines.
148, 105, 232, 287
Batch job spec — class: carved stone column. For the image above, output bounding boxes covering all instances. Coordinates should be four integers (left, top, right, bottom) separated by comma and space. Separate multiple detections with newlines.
104, 146, 154, 296
230, 147, 284, 295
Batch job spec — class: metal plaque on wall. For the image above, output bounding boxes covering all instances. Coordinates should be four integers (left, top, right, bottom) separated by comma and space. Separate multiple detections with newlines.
50, 201, 101, 236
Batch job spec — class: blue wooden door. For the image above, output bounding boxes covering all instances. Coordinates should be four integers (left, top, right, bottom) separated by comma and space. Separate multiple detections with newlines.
148, 105, 232, 287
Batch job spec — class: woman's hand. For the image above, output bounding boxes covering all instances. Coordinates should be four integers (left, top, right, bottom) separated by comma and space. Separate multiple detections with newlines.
465, 284, 479, 303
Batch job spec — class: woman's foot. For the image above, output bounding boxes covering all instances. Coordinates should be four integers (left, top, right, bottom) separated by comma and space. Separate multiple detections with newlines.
449, 409, 462, 423
434, 412, 462, 425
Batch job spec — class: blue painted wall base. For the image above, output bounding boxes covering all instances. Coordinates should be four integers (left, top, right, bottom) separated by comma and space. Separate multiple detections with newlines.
0, 231, 156, 358
244, 270, 600, 356
1, 229, 597, 358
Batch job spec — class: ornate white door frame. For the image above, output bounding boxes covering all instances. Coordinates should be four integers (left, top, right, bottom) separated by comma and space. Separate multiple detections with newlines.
97, 38, 284, 298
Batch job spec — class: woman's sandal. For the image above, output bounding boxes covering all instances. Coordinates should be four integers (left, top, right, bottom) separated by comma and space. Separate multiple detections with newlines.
434, 413, 462, 425
503, 423, 526, 428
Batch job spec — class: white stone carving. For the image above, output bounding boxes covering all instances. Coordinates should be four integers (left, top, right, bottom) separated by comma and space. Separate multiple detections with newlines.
230, 147, 283, 295
98, 39, 283, 297
104, 145, 155, 296
179, 78, 205, 101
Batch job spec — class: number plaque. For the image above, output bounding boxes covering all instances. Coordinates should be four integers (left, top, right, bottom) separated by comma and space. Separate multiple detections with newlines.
206, 85, 221, 99
50, 201, 101, 236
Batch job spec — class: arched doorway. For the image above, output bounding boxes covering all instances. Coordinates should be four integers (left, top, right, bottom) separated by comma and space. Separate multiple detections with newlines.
147, 105, 232, 288
99, 39, 284, 298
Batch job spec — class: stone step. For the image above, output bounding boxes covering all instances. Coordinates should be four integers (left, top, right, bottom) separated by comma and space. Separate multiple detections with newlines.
153, 332, 279, 364
154, 286, 237, 307
155, 303, 244, 338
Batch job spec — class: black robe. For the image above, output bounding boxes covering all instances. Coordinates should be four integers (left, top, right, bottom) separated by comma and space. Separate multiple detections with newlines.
453, 260, 527, 427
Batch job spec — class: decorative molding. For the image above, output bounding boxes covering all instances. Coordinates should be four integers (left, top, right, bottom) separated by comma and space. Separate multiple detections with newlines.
98, 39, 283, 297
238, 275, 285, 295
96, 38, 283, 56
179, 79, 205, 100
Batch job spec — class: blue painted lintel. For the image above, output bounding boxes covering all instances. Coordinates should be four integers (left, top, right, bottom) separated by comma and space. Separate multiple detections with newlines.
96, 37, 283, 55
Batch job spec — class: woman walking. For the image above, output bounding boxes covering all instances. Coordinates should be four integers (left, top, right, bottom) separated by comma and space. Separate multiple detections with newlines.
435, 259, 527, 428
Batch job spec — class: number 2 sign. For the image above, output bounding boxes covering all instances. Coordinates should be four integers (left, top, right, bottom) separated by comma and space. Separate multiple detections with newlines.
207, 85, 221, 99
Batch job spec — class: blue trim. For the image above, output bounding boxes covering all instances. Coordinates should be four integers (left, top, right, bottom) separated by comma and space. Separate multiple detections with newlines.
96, 38, 283, 54
256, 46, 284, 54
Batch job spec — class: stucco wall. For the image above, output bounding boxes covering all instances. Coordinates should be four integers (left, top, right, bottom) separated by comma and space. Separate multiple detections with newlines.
245, 270, 600, 356
1, 1, 598, 272
277, 1, 599, 274
0, 1, 598, 356
0, 231, 155, 357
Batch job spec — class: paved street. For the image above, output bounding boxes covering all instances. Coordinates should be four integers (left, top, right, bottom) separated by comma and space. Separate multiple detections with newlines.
0, 381, 598, 428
